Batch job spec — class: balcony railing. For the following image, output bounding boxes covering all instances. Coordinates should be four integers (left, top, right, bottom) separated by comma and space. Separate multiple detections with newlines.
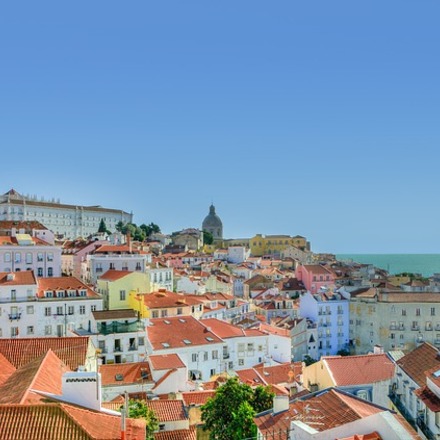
8, 313, 21, 320
223, 353, 230, 359
417, 415, 436, 440
388, 390, 416, 429
97, 321, 144, 335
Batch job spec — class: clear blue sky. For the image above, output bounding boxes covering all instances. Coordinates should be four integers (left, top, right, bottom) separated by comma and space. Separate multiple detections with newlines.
1, 1, 439, 253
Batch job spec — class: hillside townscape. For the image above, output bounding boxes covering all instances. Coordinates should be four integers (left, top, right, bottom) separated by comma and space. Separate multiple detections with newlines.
0, 188, 436, 439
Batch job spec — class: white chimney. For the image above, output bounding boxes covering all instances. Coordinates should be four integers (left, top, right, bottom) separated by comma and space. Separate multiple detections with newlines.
373, 344, 384, 355
62, 371, 102, 411
273, 395, 289, 414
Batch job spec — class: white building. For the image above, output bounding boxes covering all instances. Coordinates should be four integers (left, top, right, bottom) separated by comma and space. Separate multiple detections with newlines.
147, 265, 173, 291
0, 231, 61, 277
299, 290, 350, 357
146, 316, 225, 382
227, 246, 250, 264
0, 272, 103, 338
0, 189, 133, 239
86, 309, 147, 365
87, 244, 151, 284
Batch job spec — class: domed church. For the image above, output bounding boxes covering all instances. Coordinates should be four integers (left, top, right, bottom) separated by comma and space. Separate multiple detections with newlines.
202, 204, 223, 240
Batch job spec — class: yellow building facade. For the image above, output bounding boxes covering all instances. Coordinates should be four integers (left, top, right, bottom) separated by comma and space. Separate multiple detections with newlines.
250, 234, 308, 257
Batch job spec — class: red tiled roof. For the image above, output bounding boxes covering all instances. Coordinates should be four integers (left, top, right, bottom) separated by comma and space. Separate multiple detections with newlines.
0, 336, 91, 371
0, 354, 16, 386
95, 245, 136, 254
302, 265, 333, 275
337, 433, 382, 440
181, 391, 215, 407
143, 291, 203, 309
147, 317, 223, 350
235, 368, 266, 386
254, 362, 303, 386
0, 350, 69, 404
397, 342, 440, 386
37, 277, 100, 298
0, 271, 37, 286
414, 386, 440, 412
153, 426, 196, 440
324, 354, 395, 386
99, 362, 151, 386
99, 270, 133, 281
0, 220, 48, 230
255, 389, 384, 436
148, 354, 186, 371
145, 399, 187, 422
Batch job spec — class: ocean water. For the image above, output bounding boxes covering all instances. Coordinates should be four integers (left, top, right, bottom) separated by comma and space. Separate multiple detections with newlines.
336, 254, 440, 278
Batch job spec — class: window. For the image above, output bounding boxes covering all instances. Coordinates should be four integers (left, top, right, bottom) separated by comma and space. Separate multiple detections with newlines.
44, 307, 51, 316
68, 306, 74, 315
11, 327, 19, 337
37, 268, 43, 277
14, 253, 21, 263
432, 308, 436, 316
247, 343, 254, 351
391, 305, 396, 314
192, 353, 198, 362
47, 253, 53, 261
390, 333, 395, 339
37, 253, 43, 262
177, 308, 182, 315
238, 359, 244, 366
161, 310, 168, 317
56, 306, 63, 315
27, 326, 34, 335
4, 252, 11, 262
47, 267, 53, 277
203, 352, 208, 361
79, 306, 86, 315
119, 290, 126, 301
27, 305, 34, 314
44, 325, 52, 335
138, 337, 145, 346
402, 309, 406, 316
212, 350, 218, 359
26, 253, 32, 264
416, 308, 421, 316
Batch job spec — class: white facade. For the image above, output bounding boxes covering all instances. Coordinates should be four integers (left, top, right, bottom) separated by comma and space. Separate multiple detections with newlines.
176, 276, 206, 295
147, 267, 173, 291
0, 190, 133, 239
0, 275, 103, 338
227, 246, 250, 264
88, 254, 150, 284
299, 291, 350, 357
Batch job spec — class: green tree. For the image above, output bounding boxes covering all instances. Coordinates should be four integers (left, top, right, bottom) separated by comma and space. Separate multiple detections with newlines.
115, 220, 125, 233
121, 223, 136, 237
140, 222, 161, 237
303, 355, 317, 366
133, 226, 146, 242
124, 399, 158, 440
98, 218, 109, 234
201, 377, 274, 440
203, 230, 214, 245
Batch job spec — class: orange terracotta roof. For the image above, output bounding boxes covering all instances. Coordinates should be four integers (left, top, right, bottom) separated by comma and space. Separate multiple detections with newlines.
145, 399, 187, 422
255, 389, 384, 436
143, 291, 203, 309
0, 350, 69, 404
0, 235, 52, 247
201, 318, 266, 339
235, 368, 266, 386
323, 354, 395, 386
0, 353, 16, 386
0, 220, 48, 230
148, 354, 186, 371
37, 277, 100, 298
181, 391, 215, 407
0, 271, 37, 286
147, 317, 223, 350
99, 270, 134, 281
254, 363, 303, 386
153, 426, 196, 440
397, 342, 440, 386
99, 362, 151, 386
302, 264, 333, 275
414, 386, 440, 412
0, 336, 91, 371
337, 433, 382, 440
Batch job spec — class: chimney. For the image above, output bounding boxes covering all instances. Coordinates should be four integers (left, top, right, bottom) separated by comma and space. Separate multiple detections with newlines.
61, 371, 102, 411
373, 344, 384, 355
127, 233, 132, 253
6, 273, 14, 281
273, 395, 289, 414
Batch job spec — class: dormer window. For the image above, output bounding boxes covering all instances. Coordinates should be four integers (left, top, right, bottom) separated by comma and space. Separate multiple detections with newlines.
45, 291, 53, 298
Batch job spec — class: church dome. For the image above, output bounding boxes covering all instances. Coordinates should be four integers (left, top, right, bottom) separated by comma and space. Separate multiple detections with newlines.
202, 205, 223, 240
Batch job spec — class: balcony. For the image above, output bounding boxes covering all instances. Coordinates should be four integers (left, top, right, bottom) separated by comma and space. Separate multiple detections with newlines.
8, 313, 21, 321
417, 415, 436, 440
389, 325, 397, 330
388, 390, 416, 429
223, 353, 230, 360
411, 326, 420, 331
128, 345, 138, 351
96, 268, 103, 273
97, 321, 144, 335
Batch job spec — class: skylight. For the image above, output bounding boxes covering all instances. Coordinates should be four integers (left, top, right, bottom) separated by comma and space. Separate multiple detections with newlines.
162, 342, 170, 348
433, 369, 440, 378
164, 320, 171, 325
115, 374, 124, 381
183, 339, 192, 345
206, 337, 214, 342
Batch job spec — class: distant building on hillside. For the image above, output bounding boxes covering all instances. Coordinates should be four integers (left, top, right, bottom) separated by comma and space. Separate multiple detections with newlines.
0, 189, 132, 240
202, 204, 223, 241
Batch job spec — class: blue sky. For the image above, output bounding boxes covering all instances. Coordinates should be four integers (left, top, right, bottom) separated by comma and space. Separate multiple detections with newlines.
1, 1, 439, 253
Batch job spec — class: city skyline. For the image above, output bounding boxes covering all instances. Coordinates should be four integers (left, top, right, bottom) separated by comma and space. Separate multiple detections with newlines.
1, 1, 439, 253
